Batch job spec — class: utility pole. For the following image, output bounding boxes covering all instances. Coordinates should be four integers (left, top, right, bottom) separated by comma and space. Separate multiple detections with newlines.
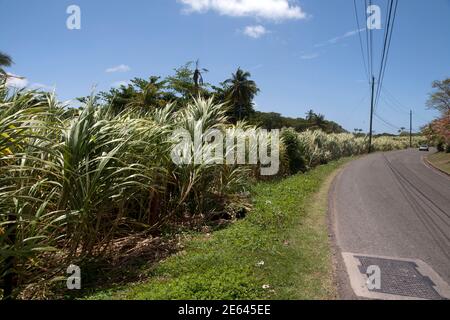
368, 76, 375, 153
410, 110, 412, 148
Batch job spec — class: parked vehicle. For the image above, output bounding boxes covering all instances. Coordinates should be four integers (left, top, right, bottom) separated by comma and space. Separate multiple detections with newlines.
419, 145, 429, 151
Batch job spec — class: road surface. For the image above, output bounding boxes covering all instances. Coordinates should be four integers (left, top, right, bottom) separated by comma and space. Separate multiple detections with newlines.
330, 149, 450, 299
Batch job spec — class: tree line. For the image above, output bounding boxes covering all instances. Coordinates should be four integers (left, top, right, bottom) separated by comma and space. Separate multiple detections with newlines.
1, 53, 348, 134
423, 77, 450, 152
79, 61, 347, 134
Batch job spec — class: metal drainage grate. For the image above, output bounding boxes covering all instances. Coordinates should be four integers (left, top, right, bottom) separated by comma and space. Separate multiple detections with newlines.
355, 255, 445, 300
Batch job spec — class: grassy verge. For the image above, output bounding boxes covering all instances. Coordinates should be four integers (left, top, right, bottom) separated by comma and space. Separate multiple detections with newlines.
86, 158, 352, 300
427, 152, 450, 175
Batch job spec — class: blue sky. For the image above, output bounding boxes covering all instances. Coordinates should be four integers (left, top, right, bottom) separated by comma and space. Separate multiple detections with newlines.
1, 0, 449, 133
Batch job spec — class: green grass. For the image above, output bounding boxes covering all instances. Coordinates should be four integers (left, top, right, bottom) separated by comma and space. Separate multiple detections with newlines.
427, 152, 450, 174
86, 158, 352, 300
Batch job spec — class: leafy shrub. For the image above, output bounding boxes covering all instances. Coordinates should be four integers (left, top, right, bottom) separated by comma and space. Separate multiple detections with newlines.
0, 86, 256, 298
281, 129, 306, 174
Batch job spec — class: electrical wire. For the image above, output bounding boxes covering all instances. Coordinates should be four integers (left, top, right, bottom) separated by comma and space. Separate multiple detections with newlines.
353, 0, 370, 82
364, 0, 372, 77
374, 0, 399, 109
374, 112, 403, 130
374, 0, 395, 109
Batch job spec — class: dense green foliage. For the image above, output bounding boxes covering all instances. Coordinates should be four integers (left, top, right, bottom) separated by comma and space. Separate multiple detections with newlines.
249, 111, 346, 133
280, 129, 306, 174
86, 62, 347, 134
0, 57, 427, 298
281, 128, 426, 172
424, 77, 450, 152
87, 159, 350, 300
0, 52, 12, 79
0, 86, 255, 298
426, 78, 450, 115
0, 81, 424, 299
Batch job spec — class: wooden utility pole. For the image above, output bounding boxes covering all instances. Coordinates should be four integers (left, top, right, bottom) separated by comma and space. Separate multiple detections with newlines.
410, 110, 413, 148
368, 76, 375, 153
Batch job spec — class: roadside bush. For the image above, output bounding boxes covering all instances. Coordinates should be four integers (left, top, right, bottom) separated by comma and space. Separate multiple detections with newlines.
0, 87, 256, 298
0, 83, 427, 298
295, 130, 366, 168
281, 129, 306, 174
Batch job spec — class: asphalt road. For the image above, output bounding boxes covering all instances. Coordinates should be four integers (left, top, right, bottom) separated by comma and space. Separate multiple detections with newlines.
331, 149, 450, 295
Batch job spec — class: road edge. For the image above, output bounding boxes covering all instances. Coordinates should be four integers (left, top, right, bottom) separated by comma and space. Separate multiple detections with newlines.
422, 154, 450, 178
327, 157, 361, 300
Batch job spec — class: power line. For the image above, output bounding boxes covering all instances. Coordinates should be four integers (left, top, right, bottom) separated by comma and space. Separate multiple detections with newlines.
349, 88, 371, 114
364, 0, 372, 77
377, 2, 398, 109
353, 0, 370, 82
354, 1, 403, 148
381, 87, 431, 123
369, 76, 375, 152
377, 90, 430, 134
369, 0, 374, 77
381, 86, 410, 112
380, 94, 409, 115
374, 112, 402, 130
374, 0, 395, 109
374, 0, 399, 109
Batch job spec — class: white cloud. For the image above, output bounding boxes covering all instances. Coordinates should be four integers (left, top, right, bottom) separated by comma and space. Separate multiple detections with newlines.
250, 64, 264, 70
179, 0, 307, 21
315, 28, 365, 47
5, 74, 28, 88
112, 80, 131, 88
243, 25, 268, 38
329, 28, 365, 44
31, 83, 56, 91
300, 53, 319, 60
105, 64, 131, 73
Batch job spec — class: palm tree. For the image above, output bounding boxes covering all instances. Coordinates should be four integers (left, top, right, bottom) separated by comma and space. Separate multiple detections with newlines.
192, 59, 208, 95
306, 109, 315, 121
313, 113, 326, 130
0, 52, 13, 79
224, 68, 259, 121
129, 76, 171, 109
0, 52, 25, 84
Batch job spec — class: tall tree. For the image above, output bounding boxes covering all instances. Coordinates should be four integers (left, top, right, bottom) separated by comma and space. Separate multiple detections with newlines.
167, 62, 210, 103
98, 76, 175, 115
425, 78, 450, 152
127, 76, 173, 110
313, 113, 327, 131
305, 109, 315, 121
192, 59, 208, 96
223, 68, 259, 121
427, 78, 450, 114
